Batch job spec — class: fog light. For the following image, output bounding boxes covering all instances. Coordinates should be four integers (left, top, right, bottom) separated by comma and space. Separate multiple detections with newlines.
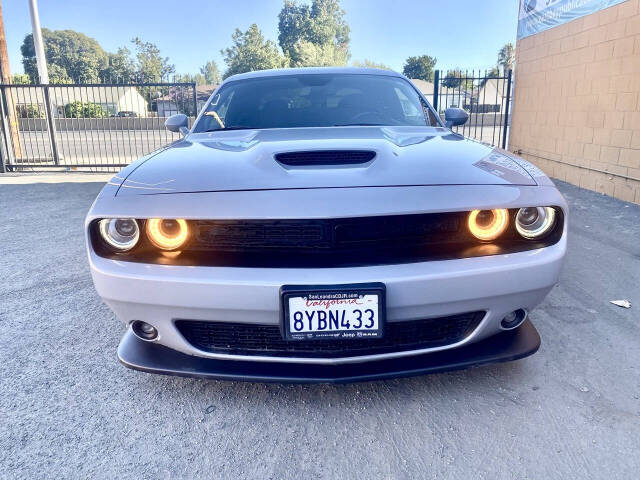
131, 320, 158, 341
500, 309, 527, 330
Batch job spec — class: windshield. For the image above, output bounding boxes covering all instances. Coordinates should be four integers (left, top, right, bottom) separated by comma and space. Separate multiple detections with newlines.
193, 74, 440, 132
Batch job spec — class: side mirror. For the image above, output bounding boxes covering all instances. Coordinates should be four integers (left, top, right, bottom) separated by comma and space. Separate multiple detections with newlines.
165, 113, 189, 135
444, 107, 469, 128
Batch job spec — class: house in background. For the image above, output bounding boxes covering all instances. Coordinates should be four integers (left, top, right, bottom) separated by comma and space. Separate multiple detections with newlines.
156, 84, 218, 117
467, 78, 509, 114
11, 86, 148, 117
410, 77, 509, 114
410, 78, 473, 112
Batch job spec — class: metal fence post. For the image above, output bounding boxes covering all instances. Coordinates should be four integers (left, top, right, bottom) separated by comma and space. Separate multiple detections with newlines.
433, 70, 440, 112
0, 87, 6, 173
0, 85, 15, 171
42, 85, 59, 164
191, 82, 197, 118
502, 69, 513, 149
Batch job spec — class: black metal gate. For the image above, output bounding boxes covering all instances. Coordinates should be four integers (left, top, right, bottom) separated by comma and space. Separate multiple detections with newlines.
432, 69, 513, 149
0, 73, 514, 174
0, 82, 197, 172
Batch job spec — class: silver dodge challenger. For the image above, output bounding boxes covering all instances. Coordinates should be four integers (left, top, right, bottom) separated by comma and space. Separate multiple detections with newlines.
86, 67, 567, 382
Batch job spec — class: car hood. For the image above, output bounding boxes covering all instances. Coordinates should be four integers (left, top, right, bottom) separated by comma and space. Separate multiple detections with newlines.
115, 126, 536, 195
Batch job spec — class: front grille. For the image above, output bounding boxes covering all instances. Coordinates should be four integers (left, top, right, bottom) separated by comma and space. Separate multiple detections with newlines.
91, 209, 564, 267
193, 213, 464, 253
175, 312, 484, 359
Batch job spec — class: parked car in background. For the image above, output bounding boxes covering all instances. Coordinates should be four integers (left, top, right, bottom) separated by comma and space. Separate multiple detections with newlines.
117, 111, 138, 117
86, 67, 567, 383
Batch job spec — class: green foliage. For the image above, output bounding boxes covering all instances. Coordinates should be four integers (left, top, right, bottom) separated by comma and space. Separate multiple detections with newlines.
11, 73, 31, 85
221, 24, 287, 79
64, 101, 108, 118
20, 29, 176, 84
351, 59, 393, 70
441, 69, 473, 90
102, 47, 136, 82
289, 41, 346, 67
18, 104, 44, 118
200, 60, 221, 84
402, 55, 437, 81
278, 0, 350, 67
497, 43, 515, 72
131, 38, 176, 82
47, 64, 72, 84
175, 73, 202, 84
21, 29, 108, 83
479, 66, 501, 87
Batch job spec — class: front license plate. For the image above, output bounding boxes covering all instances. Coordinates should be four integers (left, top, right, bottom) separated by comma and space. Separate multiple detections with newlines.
281, 283, 385, 341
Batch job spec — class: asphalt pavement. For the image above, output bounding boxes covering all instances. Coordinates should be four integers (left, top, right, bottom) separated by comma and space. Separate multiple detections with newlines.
0, 178, 638, 479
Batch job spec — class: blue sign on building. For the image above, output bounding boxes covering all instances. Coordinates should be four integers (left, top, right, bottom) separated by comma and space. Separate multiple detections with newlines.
518, 0, 629, 39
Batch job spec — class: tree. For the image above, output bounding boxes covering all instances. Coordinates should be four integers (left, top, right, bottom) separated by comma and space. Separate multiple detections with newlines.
221, 24, 287, 79
176, 73, 206, 84
102, 47, 136, 82
441, 69, 473, 90
497, 43, 515, 72
351, 59, 393, 70
11, 73, 31, 84
47, 64, 72, 84
199, 60, 221, 84
289, 41, 347, 67
479, 66, 500, 87
402, 55, 437, 81
20, 29, 108, 83
131, 38, 175, 82
278, 0, 350, 67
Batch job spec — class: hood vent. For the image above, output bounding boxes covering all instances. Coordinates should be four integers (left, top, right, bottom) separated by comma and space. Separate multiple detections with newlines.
275, 150, 376, 166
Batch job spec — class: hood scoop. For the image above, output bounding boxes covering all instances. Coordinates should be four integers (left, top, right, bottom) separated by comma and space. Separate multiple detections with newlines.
275, 150, 376, 166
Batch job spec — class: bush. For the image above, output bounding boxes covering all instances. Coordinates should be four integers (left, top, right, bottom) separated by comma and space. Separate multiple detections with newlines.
64, 101, 108, 118
18, 104, 45, 118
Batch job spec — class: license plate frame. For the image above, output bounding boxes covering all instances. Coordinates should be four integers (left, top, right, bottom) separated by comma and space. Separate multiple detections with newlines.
280, 283, 386, 341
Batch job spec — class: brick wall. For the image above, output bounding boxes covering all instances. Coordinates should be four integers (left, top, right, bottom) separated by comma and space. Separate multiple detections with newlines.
510, 0, 640, 203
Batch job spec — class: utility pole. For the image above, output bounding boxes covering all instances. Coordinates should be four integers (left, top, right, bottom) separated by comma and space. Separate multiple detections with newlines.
28, 0, 48, 83
28, 0, 58, 164
0, 0, 23, 166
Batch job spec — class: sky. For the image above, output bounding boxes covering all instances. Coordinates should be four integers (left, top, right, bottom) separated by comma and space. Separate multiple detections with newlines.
2, 0, 519, 77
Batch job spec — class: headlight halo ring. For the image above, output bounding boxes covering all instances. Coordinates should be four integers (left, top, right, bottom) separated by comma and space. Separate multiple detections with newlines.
145, 218, 190, 251
98, 218, 140, 251
467, 208, 509, 241
515, 206, 556, 239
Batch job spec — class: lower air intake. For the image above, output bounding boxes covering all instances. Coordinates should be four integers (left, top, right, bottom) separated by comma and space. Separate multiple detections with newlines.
175, 312, 485, 359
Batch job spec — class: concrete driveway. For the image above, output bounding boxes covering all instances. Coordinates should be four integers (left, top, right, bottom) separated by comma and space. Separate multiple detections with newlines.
0, 178, 638, 479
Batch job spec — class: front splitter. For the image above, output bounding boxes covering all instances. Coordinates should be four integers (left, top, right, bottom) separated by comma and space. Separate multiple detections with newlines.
117, 320, 540, 383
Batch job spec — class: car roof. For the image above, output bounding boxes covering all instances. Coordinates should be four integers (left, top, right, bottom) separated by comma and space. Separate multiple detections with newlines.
224, 67, 404, 82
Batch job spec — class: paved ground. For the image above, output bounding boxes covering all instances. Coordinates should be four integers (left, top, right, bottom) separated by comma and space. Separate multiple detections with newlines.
0, 179, 638, 479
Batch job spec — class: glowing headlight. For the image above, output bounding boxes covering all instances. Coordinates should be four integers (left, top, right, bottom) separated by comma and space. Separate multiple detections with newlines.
515, 207, 556, 239
468, 209, 509, 241
146, 219, 189, 250
98, 218, 140, 251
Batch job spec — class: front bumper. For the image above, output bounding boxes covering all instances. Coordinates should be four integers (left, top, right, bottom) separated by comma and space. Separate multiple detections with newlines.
118, 318, 540, 383
90, 232, 564, 366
